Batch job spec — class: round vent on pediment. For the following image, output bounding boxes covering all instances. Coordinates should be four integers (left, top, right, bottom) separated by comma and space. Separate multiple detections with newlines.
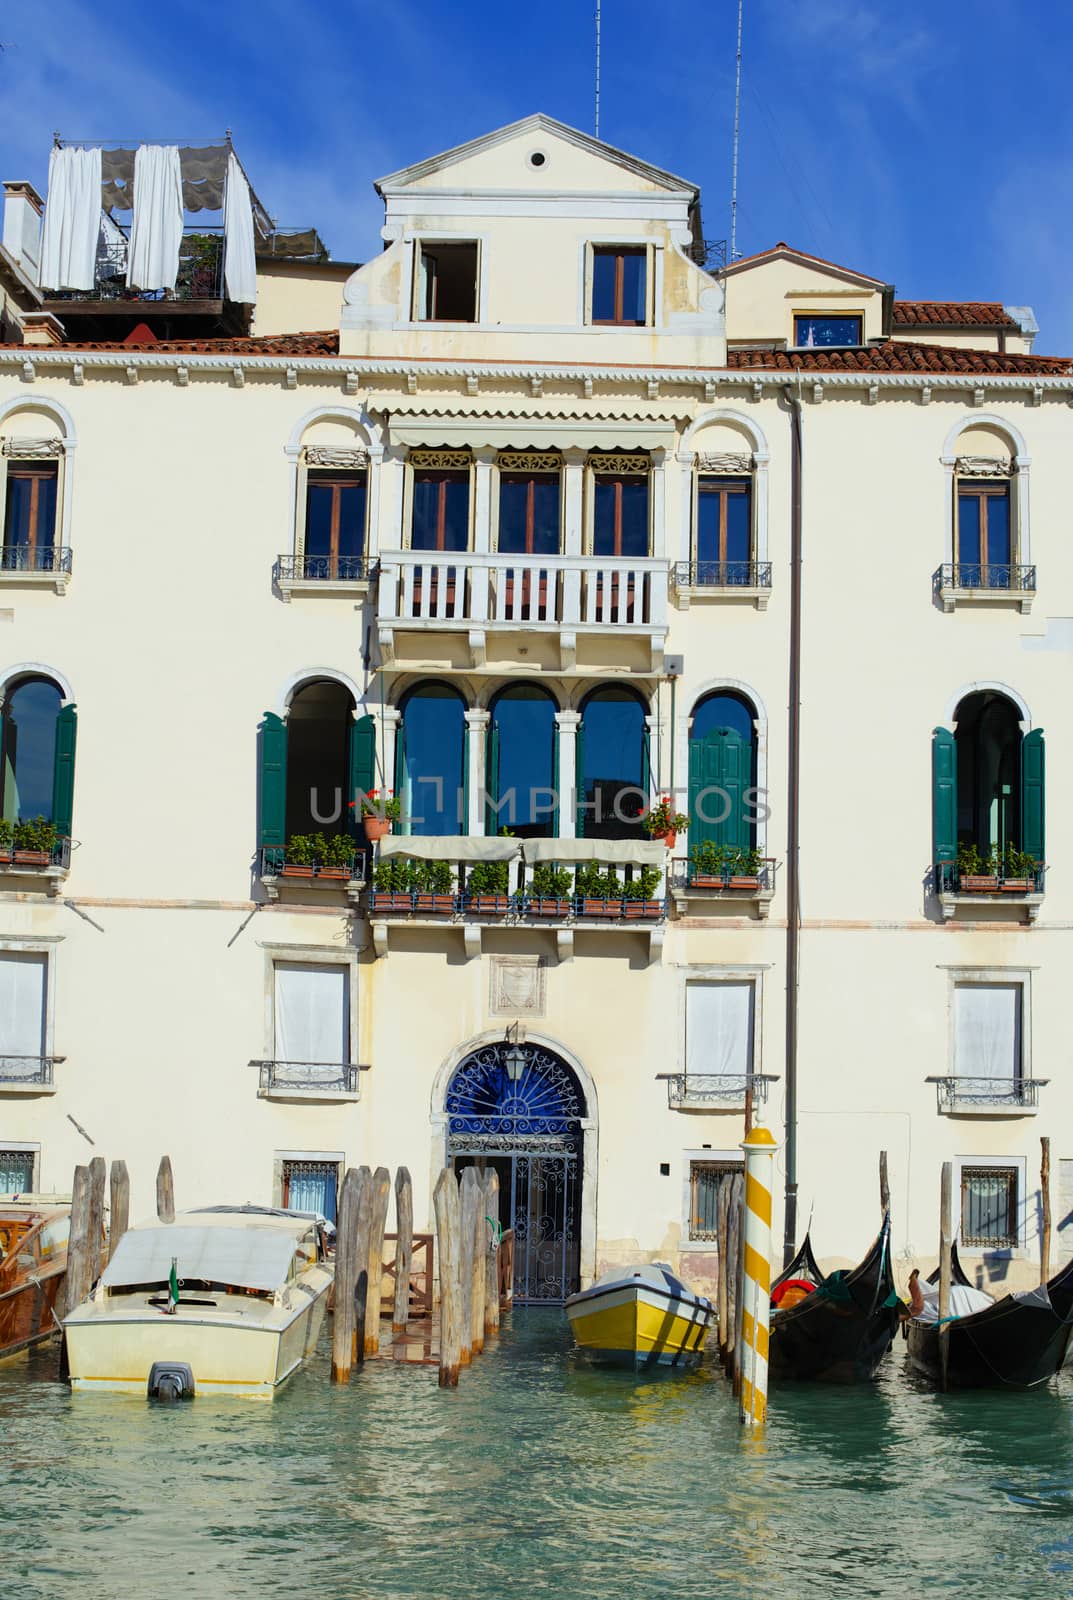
527, 149, 548, 169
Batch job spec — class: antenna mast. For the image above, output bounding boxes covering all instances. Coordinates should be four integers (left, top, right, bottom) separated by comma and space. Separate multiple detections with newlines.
594, 0, 602, 140
730, 0, 744, 260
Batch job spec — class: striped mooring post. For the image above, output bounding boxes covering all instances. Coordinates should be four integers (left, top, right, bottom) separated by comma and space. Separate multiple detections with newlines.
739, 1120, 777, 1428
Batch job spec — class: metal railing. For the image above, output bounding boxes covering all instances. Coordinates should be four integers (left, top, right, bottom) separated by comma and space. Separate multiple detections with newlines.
674, 560, 772, 590
929, 1076, 1047, 1111
377, 551, 669, 630
369, 854, 669, 921
935, 562, 1037, 593
276, 553, 373, 584
46, 229, 225, 303
260, 847, 363, 883
673, 857, 777, 891
0, 1055, 63, 1088
0, 837, 71, 871
255, 1060, 363, 1096
656, 1072, 779, 1109
934, 861, 1045, 894
1, 545, 73, 575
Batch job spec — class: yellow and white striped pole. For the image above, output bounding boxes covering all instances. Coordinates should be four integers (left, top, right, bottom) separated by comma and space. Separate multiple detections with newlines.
739, 1120, 777, 1427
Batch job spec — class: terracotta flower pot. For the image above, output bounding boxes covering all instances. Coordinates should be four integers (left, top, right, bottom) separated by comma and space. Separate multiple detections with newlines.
623, 899, 662, 920
376, 891, 414, 911
0, 846, 12, 864
728, 875, 760, 890
14, 849, 51, 867
363, 816, 392, 842
318, 866, 352, 881
691, 873, 723, 888
471, 894, 510, 914
281, 862, 315, 878
960, 874, 999, 892
1000, 878, 1031, 892
652, 829, 677, 852
582, 897, 618, 917
414, 892, 455, 914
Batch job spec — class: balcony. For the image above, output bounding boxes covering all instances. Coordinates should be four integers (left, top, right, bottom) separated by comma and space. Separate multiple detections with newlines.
0, 545, 72, 595
376, 551, 669, 672
40, 228, 250, 337
934, 860, 1045, 924
253, 1059, 364, 1104
274, 553, 374, 603
672, 559, 772, 611
670, 856, 777, 920
259, 847, 365, 906
934, 562, 1036, 615
0, 836, 72, 896
656, 1072, 779, 1113
0, 1056, 63, 1096
928, 1076, 1047, 1117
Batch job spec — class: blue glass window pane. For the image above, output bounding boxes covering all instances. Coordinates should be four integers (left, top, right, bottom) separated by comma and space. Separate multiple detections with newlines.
619, 480, 648, 556
692, 693, 754, 743
697, 479, 751, 573
412, 472, 469, 551
958, 491, 982, 574
986, 493, 1010, 567
726, 488, 751, 565
1, 678, 62, 821
581, 691, 645, 839
593, 479, 616, 554
593, 478, 649, 557
3, 476, 33, 548
621, 252, 646, 323
793, 315, 862, 347
591, 252, 617, 322
491, 687, 557, 837
36, 477, 57, 549
498, 476, 560, 554
305, 484, 334, 559
400, 685, 465, 836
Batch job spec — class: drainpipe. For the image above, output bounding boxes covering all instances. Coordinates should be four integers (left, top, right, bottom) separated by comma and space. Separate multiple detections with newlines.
782, 380, 803, 1268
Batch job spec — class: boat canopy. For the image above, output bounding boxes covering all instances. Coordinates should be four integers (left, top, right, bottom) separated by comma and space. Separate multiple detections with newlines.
102, 1225, 297, 1292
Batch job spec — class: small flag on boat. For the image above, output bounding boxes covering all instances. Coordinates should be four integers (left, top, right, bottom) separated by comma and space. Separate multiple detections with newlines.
167, 1258, 179, 1314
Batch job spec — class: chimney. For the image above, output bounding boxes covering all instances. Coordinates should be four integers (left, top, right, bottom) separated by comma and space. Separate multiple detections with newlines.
2, 181, 44, 281
21, 312, 66, 347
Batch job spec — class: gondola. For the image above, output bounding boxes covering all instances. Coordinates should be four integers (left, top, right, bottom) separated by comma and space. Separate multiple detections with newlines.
768, 1212, 901, 1384
907, 1249, 1073, 1390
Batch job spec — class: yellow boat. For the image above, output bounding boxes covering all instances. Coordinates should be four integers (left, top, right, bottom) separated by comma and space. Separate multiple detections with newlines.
565, 1263, 714, 1369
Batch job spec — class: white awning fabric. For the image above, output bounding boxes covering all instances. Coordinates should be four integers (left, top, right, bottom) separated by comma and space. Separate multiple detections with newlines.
39, 145, 102, 290
126, 145, 184, 291
102, 1225, 297, 1292
522, 838, 666, 865
380, 835, 521, 862
224, 152, 258, 304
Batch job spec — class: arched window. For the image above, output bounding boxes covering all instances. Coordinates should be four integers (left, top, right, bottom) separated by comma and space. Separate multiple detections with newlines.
286, 680, 354, 838
488, 684, 557, 837
577, 686, 648, 839
397, 681, 466, 836
0, 674, 76, 837
941, 419, 1031, 601
688, 691, 757, 854
0, 401, 74, 588
933, 692, 1045, 874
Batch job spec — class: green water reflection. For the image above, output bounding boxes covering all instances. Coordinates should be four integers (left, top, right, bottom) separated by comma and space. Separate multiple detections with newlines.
5, 1311, 1073, 1600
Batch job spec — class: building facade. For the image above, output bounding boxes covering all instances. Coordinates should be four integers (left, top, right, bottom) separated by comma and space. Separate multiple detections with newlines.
0, 115, 1069, 1298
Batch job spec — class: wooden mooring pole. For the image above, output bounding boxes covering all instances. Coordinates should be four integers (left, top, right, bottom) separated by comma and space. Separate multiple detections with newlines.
108, 1160, 130, 1261
716, 1176, 730, 1365
470, 1172, 487, 1358
433, 1167, 463, 1387
65, 1164, 93, 1313
1041, 1136, 1052, 1287
86, 1155, 106, 1288
156, 1156, 175, 1224
459, 1168, 479, 1366
879, 1149, 890, 1217
732, 1170, 746, 1396
938, 1161, 953, 1393
483, 1169, 501, 1336
363, 1167, 391, 1358
331, 1166, 365, 1384
392, 1167, 414, 1333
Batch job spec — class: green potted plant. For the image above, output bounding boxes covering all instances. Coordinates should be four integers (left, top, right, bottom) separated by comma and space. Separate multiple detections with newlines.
956, 841, 998, 892
575, 861, 624, 917
372, 856, 418, 910
359, 790, 402, 843
689, 838, 728, 887
13, 816, 58, 867
642, 795, 689, 851
413, 858, 456, 914
622, 864, 664, 919
998, 842, 1039, 892
282, 832, 318, 878
318, 833, 358, 881
466, 860, 511, 914
525, 863, 573, 916
725, 845, 763, 888
0, 817, 11, 864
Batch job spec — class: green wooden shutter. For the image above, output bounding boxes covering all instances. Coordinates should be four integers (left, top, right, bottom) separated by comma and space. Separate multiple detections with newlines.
575, 719, 586, 837
51, 703, 77, 837
348, 713, 376, 839
258, 712, 288, 849
484, 723, 500, 835
932, 727, 957, 864
689, 728, 746, 850
1021, 728, 1045, 862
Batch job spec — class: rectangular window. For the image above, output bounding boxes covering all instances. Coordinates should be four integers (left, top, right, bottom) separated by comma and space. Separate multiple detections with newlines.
688, 1160, 741, 1242
273, 962, 349, 1066
953, 982, 1021, 1087
957, 481, 1012, 587
0, 953, 47, 1076
498, 470, 561, 555
793, 314, 862, 347
696, 477, 752, 583
686, 982, 755, 1080
417, 242, 479, 323
961, 1165, 1018, 1249
281, 1157, 340, 1224
304, 470, 367, 577
593, 465, 649, 558
0, 1148, 36, 1195
591, 247, 648, 326
3, 461, 58, 569
412, 470, 470, 552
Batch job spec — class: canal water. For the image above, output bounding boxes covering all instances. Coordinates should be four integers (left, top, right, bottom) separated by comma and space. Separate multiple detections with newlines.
6, 1312, 1073, 1600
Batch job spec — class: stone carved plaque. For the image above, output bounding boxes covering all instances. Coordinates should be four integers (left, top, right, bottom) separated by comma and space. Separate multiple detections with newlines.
489, 955, 547, 1018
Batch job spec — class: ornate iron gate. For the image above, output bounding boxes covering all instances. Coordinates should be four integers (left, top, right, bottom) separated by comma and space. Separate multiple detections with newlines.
446, 1041, 584, 1304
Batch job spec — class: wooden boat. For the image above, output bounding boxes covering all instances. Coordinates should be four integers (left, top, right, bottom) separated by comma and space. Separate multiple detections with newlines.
907, 1249, 1073, 1389
63, 1206, 332, 1398
768, 1213, 901, 1383
565, 1263, 714, 1369
0, 1201, 69, 1361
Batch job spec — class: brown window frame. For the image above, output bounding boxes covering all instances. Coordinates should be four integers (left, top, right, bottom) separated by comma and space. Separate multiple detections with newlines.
593, 474, 650, 558
956, 480, 1012, 570
411, 469, 470, 552
303, 470, 367, 575
591, 246, 648, 327
497, 470, 561, 555
3, 460, 59, 555
696, 476, 752, 567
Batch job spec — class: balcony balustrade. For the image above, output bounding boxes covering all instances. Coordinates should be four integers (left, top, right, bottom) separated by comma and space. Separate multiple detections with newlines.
253, 1059, 364, 1103
0, 544, 72, 594
274, 552, 374, 600
45, 229, 225, 306
928, 1076, 1047, 1116
0, 836, 72, 895
259, 846, 365, 904
934, 562, 1036, 614
669, 856, 778, 919
0, 1055, 63, 1095
656, 1072, 779, 1112
934, 860, 1045, 923
672, 559, 772, 610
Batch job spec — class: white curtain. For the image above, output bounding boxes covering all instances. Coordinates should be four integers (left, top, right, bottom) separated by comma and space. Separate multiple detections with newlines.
223, 152, 257, 304
274, 963, 347, 1063
39, 146, 102, 291
954, 983, 1020, 1080
126, 145, 184, 291
0, 954, 46, 1062
686, 982, 753, 1078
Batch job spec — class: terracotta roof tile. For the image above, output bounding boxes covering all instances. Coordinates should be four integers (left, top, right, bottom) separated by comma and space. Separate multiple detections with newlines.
726, 339, 1071, 375
0, 330, 340, 356
893, 301, 1019, 329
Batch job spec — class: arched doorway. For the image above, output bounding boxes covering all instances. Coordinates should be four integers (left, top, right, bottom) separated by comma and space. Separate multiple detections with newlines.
688, 690, 757, 853
445, 1039, 585, 1303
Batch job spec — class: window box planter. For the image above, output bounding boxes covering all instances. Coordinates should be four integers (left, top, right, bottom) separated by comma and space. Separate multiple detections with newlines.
373, 891, 415, 911
525, 896, 572, 918
13, 849, 51, 867
413, 892, 456, 915
469, 894, 512, 915
727, 874, 761, 890
281, 862, 316, 879
0, 846, 12, 864
317, 865, 355, 882
580, 896, 623, 918
1000, 878, 1032, 893
960, 875, 1000, 892
623, 899, 663, 920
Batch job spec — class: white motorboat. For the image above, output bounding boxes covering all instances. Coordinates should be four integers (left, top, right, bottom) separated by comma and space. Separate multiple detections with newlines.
63, 1206, 332, 1398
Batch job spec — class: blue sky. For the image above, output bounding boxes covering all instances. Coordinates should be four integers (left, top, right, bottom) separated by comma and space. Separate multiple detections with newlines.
2, 0, 1071, 349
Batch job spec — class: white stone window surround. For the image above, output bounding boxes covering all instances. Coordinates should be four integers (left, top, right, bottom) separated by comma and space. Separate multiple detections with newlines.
0, 933, 63, 1072
944, 965, 1034, 1089
395, 233, 489, 330
939, 680, 1032, 735
673, 679, 770, 860
283, 406, 385, 567
259, 942, 360, 1070
579, 237, 661, 330
953, 1151, 1031, 1258
271, 1148, 346, 1211
677, 409, 771, 570
488, 450, 567, 556
400, 447, 478, 555
940, 413, 1031, 568
0, 662, 75, 708
0, 394, 78, 590
680, 1146, 744, 1251
0, 1140, 41, 1192
674, 963, 769, 1078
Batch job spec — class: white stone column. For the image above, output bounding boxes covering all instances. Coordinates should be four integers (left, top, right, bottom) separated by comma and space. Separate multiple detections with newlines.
555, 709, 581, 839
376, 445, 406, 555
379, 706, 401, 799
464, 709, 490, 837
473, 447, 496, 555
562, 447, 586, 557
650, 447, 667, 557
364, 443, 384, 559
676, 449, 695, 569
645, 712, 662, 800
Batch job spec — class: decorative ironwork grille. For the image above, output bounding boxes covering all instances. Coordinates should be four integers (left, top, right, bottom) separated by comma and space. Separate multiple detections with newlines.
689, 1161, 742, 1242
935, 562, 1036, 593
961, 1165, 1018, 1248
675, 559, 772, 589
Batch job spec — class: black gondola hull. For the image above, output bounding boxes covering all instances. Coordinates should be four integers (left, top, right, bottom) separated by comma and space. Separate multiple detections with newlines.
769, 1217, 899, 1385
908, 1292, 1073, 1390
